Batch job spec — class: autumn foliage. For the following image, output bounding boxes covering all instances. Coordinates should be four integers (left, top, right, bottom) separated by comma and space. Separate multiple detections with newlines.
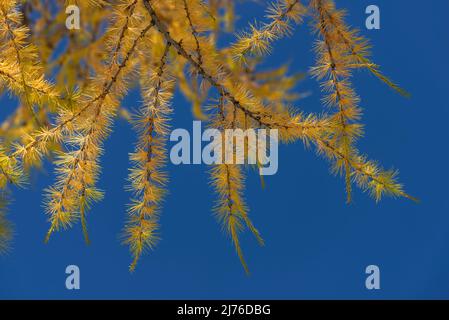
0, 0, 414, 272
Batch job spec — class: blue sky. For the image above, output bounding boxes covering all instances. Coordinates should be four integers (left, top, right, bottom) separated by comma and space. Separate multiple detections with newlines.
1, 0, 448, 299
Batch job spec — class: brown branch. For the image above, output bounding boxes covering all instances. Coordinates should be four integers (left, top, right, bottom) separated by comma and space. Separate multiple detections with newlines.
0, 4, 41, 126
45, 20, 155, 243
182, 0, 203, 66
143, 0, 274, 128
315, 0, 354, 202
313, 134, 416, 202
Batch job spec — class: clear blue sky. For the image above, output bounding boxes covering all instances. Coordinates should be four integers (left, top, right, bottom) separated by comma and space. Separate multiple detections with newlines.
1, 0, 448, 299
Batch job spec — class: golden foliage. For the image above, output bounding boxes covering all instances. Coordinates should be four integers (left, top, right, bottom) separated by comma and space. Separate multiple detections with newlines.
0, 0, 414, 273
124, 39, 173, 271
0, 191, 12, 253
231, 0, 306, 63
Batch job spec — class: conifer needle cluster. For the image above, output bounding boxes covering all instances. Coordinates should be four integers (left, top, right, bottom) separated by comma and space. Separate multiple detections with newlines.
0, 0, 414, 273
